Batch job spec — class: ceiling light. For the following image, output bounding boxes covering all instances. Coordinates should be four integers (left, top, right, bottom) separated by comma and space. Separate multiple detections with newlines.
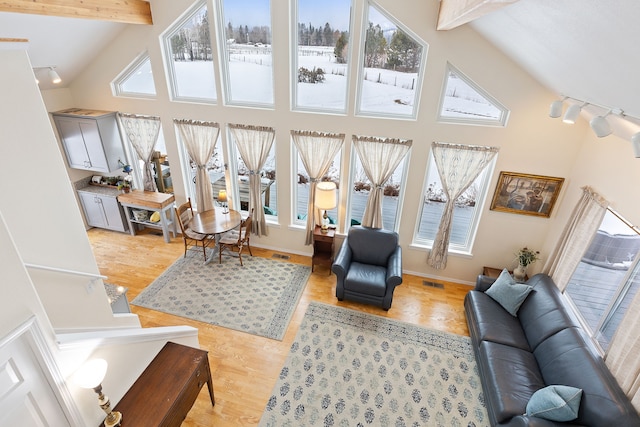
563, 102, 586, 124
631, 132, 640, 158
48, 67, 61, 84
549, 96, 567, 118
589, 110, 612, 138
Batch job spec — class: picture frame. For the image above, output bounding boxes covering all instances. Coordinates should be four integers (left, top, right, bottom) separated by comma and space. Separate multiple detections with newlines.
490, 171, 564, 218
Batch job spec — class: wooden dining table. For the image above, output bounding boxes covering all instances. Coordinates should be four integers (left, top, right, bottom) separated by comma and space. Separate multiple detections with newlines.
190, 207, 242, 264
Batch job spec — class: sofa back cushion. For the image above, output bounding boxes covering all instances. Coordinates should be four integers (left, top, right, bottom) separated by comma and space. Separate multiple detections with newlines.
534, 328, 640, 426
347, 226, 399, 267
517, 274, 580, 350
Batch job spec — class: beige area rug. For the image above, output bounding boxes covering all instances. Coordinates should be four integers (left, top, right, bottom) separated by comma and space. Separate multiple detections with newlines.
260, 302, 489, 426
132, 254, 311, 340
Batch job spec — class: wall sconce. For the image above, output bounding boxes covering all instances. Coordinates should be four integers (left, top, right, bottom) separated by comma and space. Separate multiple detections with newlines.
217, 189, 228, 214
631, 132, 640, 158
563, 102, 587, 124
315, 181, 337, 233
549, 96, 567, 118
73, 359, 122, 427
589, 110, 613, 138
32, 66, 62, 85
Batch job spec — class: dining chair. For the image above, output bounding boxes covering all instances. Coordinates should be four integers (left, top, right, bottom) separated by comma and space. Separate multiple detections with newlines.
175, 198, 214, 261
218, 209, 253, 266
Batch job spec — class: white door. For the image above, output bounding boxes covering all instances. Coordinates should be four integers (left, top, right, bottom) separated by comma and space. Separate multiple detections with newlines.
0, 329, 70, 426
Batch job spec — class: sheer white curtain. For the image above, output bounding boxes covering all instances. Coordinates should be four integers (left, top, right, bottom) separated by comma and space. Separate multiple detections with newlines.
229, 123, 275, 237
352, 135, 412, 229
118, 113, 161, 192
174, 119, 220, 212
427, 142, 499, 269
542, 186, 608, 291
291, 130, 345, 245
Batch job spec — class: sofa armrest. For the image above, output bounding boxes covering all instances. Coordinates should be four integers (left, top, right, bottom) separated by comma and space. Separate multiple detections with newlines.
505, 415, 584, 427
475, 274, 496, 292
386, 246, 403, 287
331, 239, 352, 279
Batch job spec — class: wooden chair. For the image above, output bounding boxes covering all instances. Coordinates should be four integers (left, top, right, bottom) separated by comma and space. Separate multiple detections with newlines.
218, 209, 253, 266
175, 198, 214, 261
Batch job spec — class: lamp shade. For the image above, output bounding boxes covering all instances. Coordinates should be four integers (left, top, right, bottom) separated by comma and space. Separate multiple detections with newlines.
589, 114, 612, 138
315, 182, 337, 210
563, 103, 582, 124
217, 189, 227, 202
632, 132, 640, 158
549, 99, 564, 118
49, 68, 61, 84
73, 358, 108, 389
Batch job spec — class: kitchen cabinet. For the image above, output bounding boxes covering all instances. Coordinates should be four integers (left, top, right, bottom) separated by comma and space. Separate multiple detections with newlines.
52, 108, 126, 173
78, 189, 128, 232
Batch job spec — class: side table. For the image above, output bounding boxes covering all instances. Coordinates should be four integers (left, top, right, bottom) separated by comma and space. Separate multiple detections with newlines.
101, 341, 214, 427
482, 266, 528, 281
312, 225, 335, 274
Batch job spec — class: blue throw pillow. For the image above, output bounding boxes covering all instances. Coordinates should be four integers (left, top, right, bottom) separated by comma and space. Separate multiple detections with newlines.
485, 268, 533, 316
526, 385, 582, 421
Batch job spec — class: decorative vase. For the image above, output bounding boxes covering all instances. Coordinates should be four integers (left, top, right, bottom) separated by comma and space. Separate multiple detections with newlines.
513, 263, 527, 282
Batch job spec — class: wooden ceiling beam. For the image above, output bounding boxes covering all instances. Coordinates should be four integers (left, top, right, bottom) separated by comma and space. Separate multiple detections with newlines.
0, 0, 152, 25
437, 0, 517, 31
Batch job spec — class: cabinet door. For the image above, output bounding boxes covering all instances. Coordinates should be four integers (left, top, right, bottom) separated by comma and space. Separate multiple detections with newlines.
101, 196, 127, 232
55, 117, 91, 170
78, 120, 110, 172
78, 192, 106, 228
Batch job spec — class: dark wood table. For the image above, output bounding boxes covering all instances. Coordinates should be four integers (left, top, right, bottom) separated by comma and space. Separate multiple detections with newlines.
190, 207, 242, 264
312, 225, 335, 274
101, 341, 214, 427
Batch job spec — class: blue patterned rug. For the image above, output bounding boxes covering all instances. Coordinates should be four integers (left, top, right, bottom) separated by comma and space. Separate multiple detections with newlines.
132, 254, 311, 340
260, 302, 489, 426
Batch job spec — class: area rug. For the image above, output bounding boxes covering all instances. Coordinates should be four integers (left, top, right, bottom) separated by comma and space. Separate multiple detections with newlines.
131, 254, 311, 340
259, 302, 489, 427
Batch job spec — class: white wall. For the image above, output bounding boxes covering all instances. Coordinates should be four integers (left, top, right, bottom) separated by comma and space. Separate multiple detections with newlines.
46, 0, 593, 283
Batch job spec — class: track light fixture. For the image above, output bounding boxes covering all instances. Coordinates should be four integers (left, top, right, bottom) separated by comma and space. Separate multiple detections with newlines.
632, 132, 640, 158
563, 102, 586, 124
32, 66, 61, 85
589, 110, 613, 138
549, 96, 567, 118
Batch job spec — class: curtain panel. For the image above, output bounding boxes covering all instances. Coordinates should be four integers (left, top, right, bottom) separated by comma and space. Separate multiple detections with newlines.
427, 142, 499, 269
118, 113, 161, 192
174, 119, 220, 212
228, 123, 275, 237
542, 186, 609, 291
352, 135, 412, 229
291, 130, 345, 245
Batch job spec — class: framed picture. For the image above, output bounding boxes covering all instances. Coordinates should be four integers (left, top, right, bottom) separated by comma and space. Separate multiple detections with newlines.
490, 171, 564, 218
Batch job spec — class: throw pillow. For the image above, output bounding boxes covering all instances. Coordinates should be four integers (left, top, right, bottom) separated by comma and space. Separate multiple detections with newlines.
485, 268, 533, 316
526, 385, 583, 421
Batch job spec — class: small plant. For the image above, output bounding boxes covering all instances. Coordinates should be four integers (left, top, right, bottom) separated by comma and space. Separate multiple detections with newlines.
515, 247, 540, 267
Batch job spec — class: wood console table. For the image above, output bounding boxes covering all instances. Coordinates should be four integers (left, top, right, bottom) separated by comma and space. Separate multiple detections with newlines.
312, 225, 335, 274
117, 190, 176, 243
101, 342, 214, 427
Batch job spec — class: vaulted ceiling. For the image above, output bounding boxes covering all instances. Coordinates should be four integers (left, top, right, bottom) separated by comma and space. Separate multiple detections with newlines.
1, 0, 638, 123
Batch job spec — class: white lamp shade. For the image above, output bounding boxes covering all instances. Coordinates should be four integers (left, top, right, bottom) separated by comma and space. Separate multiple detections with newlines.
549, 100, 564, 118
49, 68, 61, 84
632, 132, 640, 158
315, 182, 337, 210
73, 358, 108, 389
589, 115, 612, 138
217, 189, 227, 202
563, 104, 582, 124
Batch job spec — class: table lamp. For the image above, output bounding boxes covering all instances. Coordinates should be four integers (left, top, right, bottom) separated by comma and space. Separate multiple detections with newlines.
218, 189, 229, 214
73, 358, 122, 427
315, 182, 337, 233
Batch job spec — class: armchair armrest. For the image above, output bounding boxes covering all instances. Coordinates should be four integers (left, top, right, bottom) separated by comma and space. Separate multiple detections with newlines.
475, 274, 496, 292
331, 239, 352, 279
385, 246, 402, 287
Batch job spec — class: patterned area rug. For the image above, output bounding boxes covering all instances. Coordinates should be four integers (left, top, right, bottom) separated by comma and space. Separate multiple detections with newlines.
260, 302, 489, 427
132, 254, 311, 340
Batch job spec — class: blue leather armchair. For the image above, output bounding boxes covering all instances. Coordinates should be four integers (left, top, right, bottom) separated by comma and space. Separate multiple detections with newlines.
332, 226, 402, 310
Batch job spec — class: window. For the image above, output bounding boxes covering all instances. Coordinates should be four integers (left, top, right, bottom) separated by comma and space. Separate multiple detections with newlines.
346, 145, 409, 231
294, 147, 341, 225
438, 63, 509, 126
565, 209, 640, 351
356, 3, 427, 119
293, 0, 352, 112
218, 0, 274, 106
112, 52, 156, 98
162, 0, 217, 102
413, 152, 495, 252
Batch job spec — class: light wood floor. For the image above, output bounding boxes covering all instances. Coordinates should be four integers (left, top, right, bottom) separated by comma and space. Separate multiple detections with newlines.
87, 227, 473, 427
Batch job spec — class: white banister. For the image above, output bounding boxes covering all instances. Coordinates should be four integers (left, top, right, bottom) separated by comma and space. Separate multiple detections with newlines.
24, 263, 107, 280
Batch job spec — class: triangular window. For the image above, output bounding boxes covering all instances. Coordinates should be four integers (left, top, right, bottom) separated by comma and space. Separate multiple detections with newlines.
112, 52, 156, 98
438, 63, 509, 126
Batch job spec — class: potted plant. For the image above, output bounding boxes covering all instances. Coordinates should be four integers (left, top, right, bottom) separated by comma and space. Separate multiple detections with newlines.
514, 247, 540, 281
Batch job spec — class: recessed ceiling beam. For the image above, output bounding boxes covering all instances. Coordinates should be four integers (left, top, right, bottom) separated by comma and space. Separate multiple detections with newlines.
437, 0, 517, 31
0, 0, 152, 25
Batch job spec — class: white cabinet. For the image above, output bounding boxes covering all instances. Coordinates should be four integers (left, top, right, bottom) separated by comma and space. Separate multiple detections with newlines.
78, 190, 128, 232
52, 108, 125, 173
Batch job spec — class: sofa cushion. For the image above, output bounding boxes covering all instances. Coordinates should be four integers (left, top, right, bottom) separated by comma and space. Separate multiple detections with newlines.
526, 385, 582, 421
485, 269, 533, 316
465, 290, 531, 351
534, 328, 640, 426
478, 340, 546, 423
344, 262, 387, 296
